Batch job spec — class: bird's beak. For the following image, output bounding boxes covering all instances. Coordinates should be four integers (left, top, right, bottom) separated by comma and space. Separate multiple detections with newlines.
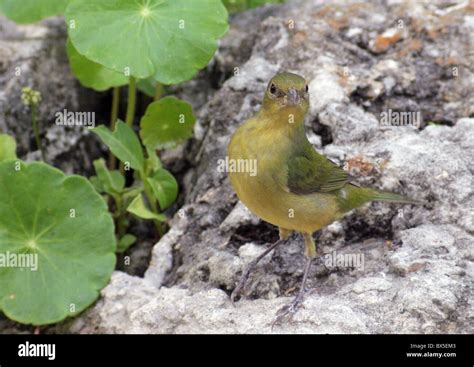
286, 88, 300, 106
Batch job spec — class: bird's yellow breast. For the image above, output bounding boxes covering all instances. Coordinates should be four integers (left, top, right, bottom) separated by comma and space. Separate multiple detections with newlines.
228, 117, 341, 233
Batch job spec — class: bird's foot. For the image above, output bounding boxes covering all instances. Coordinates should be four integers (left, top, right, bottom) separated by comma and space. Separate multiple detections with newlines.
271, 290, 307, 329
271, 255, 314, 329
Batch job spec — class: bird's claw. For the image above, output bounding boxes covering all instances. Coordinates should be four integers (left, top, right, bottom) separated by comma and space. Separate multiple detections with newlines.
230, 280, 245, 304
230, 259, 257, 304
271, 292, 306, 329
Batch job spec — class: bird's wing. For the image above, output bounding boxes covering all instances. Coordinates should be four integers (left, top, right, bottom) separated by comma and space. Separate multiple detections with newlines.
286, 143, 349, 194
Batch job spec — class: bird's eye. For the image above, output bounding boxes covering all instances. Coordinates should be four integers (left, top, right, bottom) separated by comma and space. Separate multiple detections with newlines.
269, 83, 277, 95
305, 84, 309, 93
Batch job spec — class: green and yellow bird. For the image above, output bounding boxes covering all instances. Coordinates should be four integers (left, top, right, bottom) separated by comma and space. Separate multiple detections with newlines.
227, 72, 418, 322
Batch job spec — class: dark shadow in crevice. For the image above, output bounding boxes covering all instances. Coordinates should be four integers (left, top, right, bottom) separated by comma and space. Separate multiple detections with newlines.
311, 116, 333, 146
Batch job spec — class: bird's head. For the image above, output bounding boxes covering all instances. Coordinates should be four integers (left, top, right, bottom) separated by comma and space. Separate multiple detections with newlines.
261, 72, 309, 120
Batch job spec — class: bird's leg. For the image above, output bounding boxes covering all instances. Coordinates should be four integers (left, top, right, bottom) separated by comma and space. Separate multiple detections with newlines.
279, 227, 293, 241
230, 239, 283, 303
231, 228, 292, 303
272, 232, 316, 327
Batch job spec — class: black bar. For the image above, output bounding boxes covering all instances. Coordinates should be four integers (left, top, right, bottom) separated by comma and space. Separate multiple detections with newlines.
0, 334, 472, 366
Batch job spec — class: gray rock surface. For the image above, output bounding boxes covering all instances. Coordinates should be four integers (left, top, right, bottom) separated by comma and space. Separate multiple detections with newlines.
0, 16, 107, 173
69, 0, 473, 333
72, 223, 471, 334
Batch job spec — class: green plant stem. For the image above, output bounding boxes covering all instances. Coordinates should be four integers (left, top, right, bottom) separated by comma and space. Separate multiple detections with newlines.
141, 174, 164, 236
154, 82, 163, 101
114, 194, 126, 238
31, 105, 46, 161
109, 87, 120, 169
121, 77, 137, 174
125, 77, 136, 128
151, 83, 163, 161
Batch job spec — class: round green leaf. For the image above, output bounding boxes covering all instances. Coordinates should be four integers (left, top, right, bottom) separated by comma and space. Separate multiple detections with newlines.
140, 96, 196, 150
147, 169, 178, 210
137, 77, 158, 98
0, 134, 17, 161
66, 39, 128, 92
66, 0, 229, 84
0, 0, 70, 23
0, 161, 116, 325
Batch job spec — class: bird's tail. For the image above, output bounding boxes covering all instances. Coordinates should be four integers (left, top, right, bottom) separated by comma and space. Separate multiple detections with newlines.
369, 189, 422, 205
338, 184, 422, 212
